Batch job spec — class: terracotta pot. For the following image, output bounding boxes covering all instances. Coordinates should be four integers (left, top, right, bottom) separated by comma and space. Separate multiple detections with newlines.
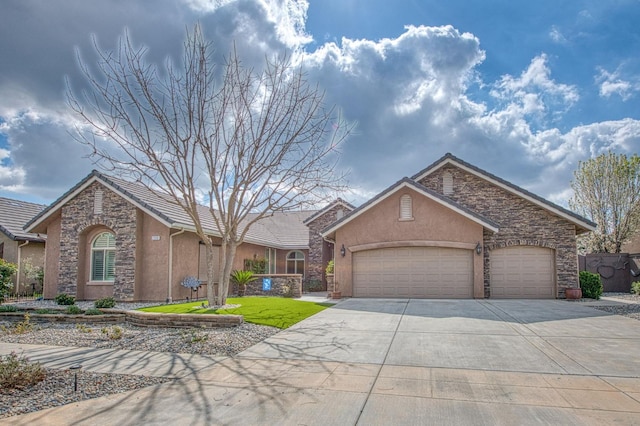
329, 291, 342, 300
565, 288, 582, 300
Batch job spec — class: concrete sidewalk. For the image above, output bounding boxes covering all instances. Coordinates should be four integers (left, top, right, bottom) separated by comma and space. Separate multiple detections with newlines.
5, 299, 640, 425
0, 342, 225, 378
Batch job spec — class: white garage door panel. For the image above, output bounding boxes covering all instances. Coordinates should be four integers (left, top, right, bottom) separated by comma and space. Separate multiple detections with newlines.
353, 247, 473, 299
490, 246, 555, 299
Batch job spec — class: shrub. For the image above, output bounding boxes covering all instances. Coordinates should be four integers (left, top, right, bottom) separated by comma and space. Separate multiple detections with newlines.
84, 308, 104, 316
182, 328, 208, 344
34, 308, 55, 314
55, 293, 76, 306
0, 258, 18, 304
0, 352, 46, 390
325, 260, 334, 275
632, 281, 640, 295
303, 279, 323, 292
2, 313, 34, 335
0, 305, 18, 313
579, 271, 603, 299
101, 325, 123, 340
65, 305, 84, 315
76, 324, 93, 333
94, 297, 116, 309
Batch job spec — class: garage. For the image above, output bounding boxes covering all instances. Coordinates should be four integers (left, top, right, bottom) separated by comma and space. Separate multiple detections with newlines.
352, 247, 473, 298
490, 246, 555, 298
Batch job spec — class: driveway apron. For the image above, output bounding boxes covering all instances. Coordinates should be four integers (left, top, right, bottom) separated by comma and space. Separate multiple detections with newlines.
7, 299, 640, 425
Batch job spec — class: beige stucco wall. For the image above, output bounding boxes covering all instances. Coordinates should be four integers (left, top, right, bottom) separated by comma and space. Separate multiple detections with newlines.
334, 188, 485, 297
42, 215, 61, 300
15, 242, 46, 294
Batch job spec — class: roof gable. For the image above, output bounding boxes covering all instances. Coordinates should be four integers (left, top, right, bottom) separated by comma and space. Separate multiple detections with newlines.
0, 197, 46, 242
303, 198, 355, 225
321, 177, 499, 237
412, 153, 597, 233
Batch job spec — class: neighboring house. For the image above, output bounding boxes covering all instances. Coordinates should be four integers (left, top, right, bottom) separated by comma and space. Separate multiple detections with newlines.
25, 171, 315, 302
0, 197, 46, 294
322, 153, 596, 299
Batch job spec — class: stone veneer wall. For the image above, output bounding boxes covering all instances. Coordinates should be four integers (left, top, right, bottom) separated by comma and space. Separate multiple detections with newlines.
232, 275, 302, 298
419, 165, 578, 298
58, 182, 137, 301
306, 204, 351, 286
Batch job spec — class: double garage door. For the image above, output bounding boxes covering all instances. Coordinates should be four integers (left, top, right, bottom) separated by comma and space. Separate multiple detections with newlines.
353, 247, 473, 298
352, 245, 555, 299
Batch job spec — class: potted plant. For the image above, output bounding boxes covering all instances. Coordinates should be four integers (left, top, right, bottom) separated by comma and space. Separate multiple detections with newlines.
230, 270, 257, 297
325, 260, 340, 299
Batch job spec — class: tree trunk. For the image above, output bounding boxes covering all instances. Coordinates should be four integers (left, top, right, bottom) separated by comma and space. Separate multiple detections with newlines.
213, 240, 237, 306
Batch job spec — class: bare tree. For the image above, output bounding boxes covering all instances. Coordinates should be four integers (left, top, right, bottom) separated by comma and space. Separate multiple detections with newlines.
570, 151, 640, 253
67, 25, 352, 305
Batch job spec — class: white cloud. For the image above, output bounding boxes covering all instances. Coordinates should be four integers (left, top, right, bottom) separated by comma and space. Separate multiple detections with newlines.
596, 67, 639, 101
184, 0, 312, 48
549, 25, 568, 44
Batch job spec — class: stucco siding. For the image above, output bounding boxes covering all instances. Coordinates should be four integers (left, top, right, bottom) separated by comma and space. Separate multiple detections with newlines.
334, 187, 484, 297
43, 215, 61, 300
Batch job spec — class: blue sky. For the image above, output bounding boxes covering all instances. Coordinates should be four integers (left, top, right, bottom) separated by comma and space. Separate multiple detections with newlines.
1, 0, 639, 208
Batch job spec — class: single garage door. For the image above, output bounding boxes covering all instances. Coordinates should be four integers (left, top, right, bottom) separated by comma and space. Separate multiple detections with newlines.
352, 247, 473, 298
490, 246, 555, 298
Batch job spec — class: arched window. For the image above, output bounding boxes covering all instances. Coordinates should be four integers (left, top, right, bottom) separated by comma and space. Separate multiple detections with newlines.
286, 251, 305, 276
400, 194, 413, 220
443, 171, 454, 195
91, 232, 115, 282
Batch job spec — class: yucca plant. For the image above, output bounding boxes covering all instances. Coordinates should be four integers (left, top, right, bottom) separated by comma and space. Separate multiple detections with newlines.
230, 270, 257, 297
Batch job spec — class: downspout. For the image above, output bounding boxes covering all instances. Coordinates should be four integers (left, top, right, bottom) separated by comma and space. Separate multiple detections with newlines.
17, 240, 30, 290
167, 228, 186, 303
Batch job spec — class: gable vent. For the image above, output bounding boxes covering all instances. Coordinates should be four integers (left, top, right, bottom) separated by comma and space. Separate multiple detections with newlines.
443, 171, 454, 195
400, 194, 413, 220
94, 190, 104, 214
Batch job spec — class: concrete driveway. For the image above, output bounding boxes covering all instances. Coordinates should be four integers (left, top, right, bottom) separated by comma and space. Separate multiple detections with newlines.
9, 299, 640, 425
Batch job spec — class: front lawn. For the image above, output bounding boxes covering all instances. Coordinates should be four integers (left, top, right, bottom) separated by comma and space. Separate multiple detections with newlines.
138, 297, 332, 329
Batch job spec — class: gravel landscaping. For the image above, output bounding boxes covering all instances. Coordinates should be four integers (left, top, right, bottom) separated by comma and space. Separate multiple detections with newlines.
589, 292, 640, 320
0, 300, 280, 419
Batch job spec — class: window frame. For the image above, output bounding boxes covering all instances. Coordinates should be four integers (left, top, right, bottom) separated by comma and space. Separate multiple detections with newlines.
90, 232, 116, 282
286, 250, 305, 276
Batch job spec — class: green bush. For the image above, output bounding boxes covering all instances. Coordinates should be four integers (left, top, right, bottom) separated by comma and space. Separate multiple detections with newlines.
325, 260, 334, 275
0, 258, 18, 304
579, 271, 603, 299
0, 305, 18, 313
34, 308, 55, 314
94, 297, 116, 309
0, 352, 46, 389
65, 305, 84, 315
55, 293, 76, 306
303, 279, 323, 292
84, 308, 104, 316
632, 282, 640, 295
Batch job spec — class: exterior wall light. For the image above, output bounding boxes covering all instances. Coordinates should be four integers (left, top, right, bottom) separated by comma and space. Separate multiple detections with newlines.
340, 244, 346, 257
475, 242, 482, 255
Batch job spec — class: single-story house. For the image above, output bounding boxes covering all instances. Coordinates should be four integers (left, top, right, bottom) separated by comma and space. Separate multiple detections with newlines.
322, 153, 596, 299
25, 171, 315, 302
0, 197, 46, 294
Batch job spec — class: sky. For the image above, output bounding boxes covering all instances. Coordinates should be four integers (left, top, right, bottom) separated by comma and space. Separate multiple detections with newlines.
1, 0, 639, 209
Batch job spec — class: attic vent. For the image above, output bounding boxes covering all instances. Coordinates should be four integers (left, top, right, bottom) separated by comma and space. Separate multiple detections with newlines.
400, 194, 413, 220
94, 190, 104, 214
336, 209, 344, 220
443, 171, 454, 195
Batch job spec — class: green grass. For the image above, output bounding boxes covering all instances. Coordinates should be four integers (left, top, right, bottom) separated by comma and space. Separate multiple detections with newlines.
138, 297, 332, 329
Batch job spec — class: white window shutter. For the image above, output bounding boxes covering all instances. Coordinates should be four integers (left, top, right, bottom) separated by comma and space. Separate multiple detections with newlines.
94, 190, 104, 214
400, 194, 413, 220
443, 172, 454, 195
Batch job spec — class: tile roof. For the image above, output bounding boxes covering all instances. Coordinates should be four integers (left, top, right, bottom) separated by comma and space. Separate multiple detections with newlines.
412, 153, 597, 232
25, 171, 315, 250
0, 197, 46, 242
303, 198, 355, 224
